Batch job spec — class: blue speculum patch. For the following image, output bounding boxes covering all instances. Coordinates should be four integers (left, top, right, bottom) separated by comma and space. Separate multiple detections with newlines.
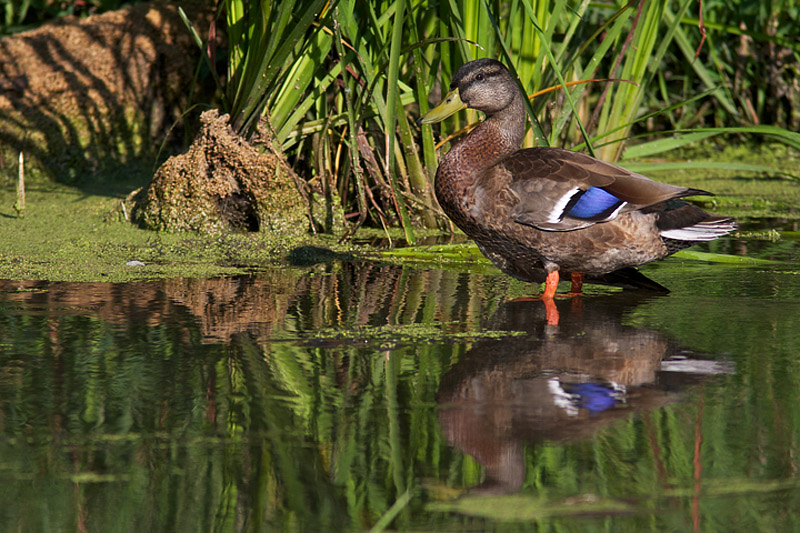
565, 187, 625, 220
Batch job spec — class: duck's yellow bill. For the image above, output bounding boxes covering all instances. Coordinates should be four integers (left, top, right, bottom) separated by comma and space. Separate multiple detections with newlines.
419, 88, 467, 124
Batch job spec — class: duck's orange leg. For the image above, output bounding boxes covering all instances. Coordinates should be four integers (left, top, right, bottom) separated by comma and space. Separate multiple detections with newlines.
543, 270, 559, 299
569, 272, 584, 295
567, 272, 585, 316
543, 271, 560, 325
542, 272, 584, 325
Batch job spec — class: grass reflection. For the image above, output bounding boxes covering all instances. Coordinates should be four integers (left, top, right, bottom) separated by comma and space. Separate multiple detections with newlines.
1, 257, 800, 530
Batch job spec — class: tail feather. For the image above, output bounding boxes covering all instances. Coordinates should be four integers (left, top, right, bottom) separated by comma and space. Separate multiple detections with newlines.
660, 217, 736, 242
652, 201, 736, 255
654, 200, 736, 242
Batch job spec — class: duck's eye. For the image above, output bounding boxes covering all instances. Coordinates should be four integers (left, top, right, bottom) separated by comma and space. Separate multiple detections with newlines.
475, 73, 484, 81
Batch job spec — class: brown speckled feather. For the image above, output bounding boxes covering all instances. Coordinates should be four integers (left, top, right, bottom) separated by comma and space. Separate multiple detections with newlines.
503, 147, 711, 230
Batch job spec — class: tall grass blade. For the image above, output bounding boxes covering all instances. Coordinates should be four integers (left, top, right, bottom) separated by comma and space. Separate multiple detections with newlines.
623, 126, 800, 159
663, 4, 738, 116
178, 7, 227, 108
385, 0, 416, 244
621, 161, 800, 181
519, 1, 595, 154
369, 488, 413, 532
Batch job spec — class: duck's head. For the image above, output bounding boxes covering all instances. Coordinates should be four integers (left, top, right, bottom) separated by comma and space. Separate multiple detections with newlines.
420, 58, 521, 124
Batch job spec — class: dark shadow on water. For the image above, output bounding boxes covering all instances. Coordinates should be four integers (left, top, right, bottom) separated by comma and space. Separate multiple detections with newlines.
286, 245, 356, 266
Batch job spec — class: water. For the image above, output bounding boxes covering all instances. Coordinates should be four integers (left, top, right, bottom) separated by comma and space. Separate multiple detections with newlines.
1, 238, 800, 531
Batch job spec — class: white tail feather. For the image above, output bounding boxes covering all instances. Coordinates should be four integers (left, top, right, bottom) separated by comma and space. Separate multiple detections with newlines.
660, 219, 736, 241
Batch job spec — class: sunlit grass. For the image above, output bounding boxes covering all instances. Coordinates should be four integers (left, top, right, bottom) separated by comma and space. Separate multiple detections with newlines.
174, 0, 800, 243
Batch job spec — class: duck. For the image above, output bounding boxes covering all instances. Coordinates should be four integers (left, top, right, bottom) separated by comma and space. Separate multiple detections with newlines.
420, 58, 735, 305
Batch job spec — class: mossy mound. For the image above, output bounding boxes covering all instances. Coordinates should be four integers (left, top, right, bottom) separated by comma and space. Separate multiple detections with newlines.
0, 2, 211, 182
132, 109, 309, 235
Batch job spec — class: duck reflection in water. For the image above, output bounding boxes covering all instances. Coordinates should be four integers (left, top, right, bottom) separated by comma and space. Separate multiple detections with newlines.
436, 293, 733, 495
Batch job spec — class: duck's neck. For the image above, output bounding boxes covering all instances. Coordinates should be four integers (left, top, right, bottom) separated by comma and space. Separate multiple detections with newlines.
440, 90, 526, 178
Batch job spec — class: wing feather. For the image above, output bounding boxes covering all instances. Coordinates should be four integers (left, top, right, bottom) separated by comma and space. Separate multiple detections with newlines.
501, 147, 710, 231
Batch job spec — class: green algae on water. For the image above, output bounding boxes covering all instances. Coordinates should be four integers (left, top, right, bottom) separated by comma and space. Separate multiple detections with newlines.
0, 181, 315, 282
